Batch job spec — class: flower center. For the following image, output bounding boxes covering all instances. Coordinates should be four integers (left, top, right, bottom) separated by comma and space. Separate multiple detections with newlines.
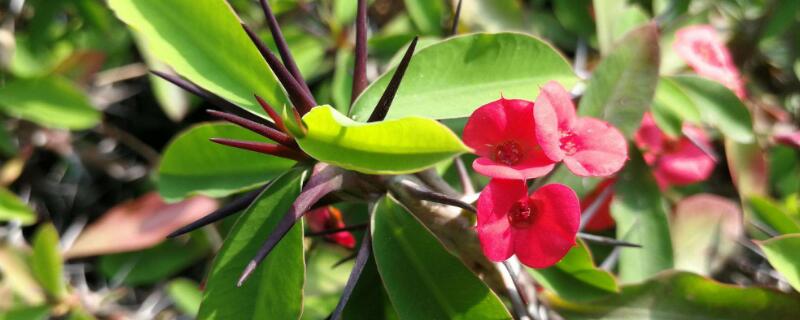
508, 199, 537, 229
559, 131, 579, 156
493, 141, 523, 165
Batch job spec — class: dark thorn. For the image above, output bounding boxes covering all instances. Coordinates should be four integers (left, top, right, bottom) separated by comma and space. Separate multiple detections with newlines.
242, 23, 316, 114
332, 252, 358, 268
579, 183, 614, 231
578, 232, 642, 248
255, 94, 288, 133
258, 0, 312, 96
151, 70, 241, 114
305, 223, 368, 237
454, 157, 475, 195
167, 185, 267, 238
450, 0, 463, 36
399, 180, 476, 213
351, 0, 369, 106
237, 165, 349, 286
682, 126, 719, 163
207, 109, 296, 147
367, 37, 418, 122
209, 138, 307, 161
330, 232, 371, 320
501, 261, 533, 320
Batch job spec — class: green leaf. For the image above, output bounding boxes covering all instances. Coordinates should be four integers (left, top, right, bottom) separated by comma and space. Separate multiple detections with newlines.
553, 0, 595, 37
759, 234, 800, 293
342, 255, 399, 320
669, 75, 754, 143
0, 246, 45, 304
350, 33, 576, 121
298, 106, 469, 174
593, 0, 649, 55
167, 278, 203, 317
107, 0, 290, 117
98, 234, 210, 286
0, 124, 18, 156
157, 122, 295, 202
403, 0, 445, 36
197, 168, 306, 320
0, 188, 36, 225
371, 196, 511, 319
549, 271, 800, 319
612, 148, 673, 283
0, 77, 100, 129
0, 305, 51, 320
671, 194, 743, 276
651, 76, 702, 137
302, 244, 357, 320
31, 223, 67, 299
134, 33, 194, 122
748, 196, 800, 235
578, 23, 660, 138
528, 240, 619, 302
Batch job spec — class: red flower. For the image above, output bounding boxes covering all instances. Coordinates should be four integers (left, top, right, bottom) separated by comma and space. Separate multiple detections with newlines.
533, 81, 628, 177
774, 131, 800, 149
463, 98, 556, 179
580, 178, 616, 232
674, 25, 747, 99
476, 179, 580, 268
634, 113, 715, 188
305, 206, 356, 249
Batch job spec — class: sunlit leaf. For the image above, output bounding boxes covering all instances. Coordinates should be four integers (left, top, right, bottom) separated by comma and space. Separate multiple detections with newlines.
0, 77, 100, 129
31, 223, 67, 299
670, 76, 754, 143
167, 278, 203, 317
0, 188, 36, 225
759, 235, 800, 293
528, 240, 619, 302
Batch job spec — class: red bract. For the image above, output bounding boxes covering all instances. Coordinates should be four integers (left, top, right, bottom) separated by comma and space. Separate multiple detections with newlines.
476, 179, 580, 268
635, 113, 715, 188
774, 131, 800, 149
534, 81, 628, 177
674, 25, 747, 99
581, 178, 616, 232
306, 206, 356, 249
463, 98, 556, 179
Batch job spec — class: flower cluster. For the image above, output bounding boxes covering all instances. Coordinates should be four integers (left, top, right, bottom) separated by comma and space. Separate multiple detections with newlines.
674, 25, 747, 99
463, 81, 627, 268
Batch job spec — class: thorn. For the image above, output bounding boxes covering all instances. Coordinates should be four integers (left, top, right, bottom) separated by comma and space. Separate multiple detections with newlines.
450, 0, 463, 36
242, 23, 316, 114
237, 261, 258, 287
351, 0, 369, 105
258, 0, 312, 96
454, 157, 474, 195
367, 37, 418, 122
577, 232, 642, 248
579, 182, 614, 231
399, 179, 476, 213
255, 95, 288, 133
207, 110, 296, 147
332, 252, 358, 268
151, 70, 240, 113
209, 138, 307, 161
167, 185, 267, 238
329, 232, 372, 320
682, 126, 719, 163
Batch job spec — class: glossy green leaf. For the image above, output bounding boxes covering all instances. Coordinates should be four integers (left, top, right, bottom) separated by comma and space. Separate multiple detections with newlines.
579, 23, 660, 138
31, 223, 67, 299
403, 0, 445, 36
298, 106, 469, 174
612, 148, 673, 283
350, 33, 576, 121
134, 33, 193, 122
670, 75, 754, 143
528, 240, 619, 302
371, 196, 511, 319
342, 255, 399, 320
671, 194, 743, 276
157, 122, 295, 202
0, 77, 100, 129
651, 77, 702, 137
167, 278, 203, 317
198, 168, 306, 319
759, 234, 800, 292
302, 244, 358, 320
550, 271, 800, 319
0, 188, 36, 225
107, 0, 289, 117
748, 196, 800, 235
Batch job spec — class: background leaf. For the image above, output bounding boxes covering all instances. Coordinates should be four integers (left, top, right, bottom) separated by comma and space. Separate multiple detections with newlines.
350, 33, 576, 121
371, 196, 511, 319
403, 0, 445, 36
579, 23, 660, 137
671, 194, 743, 275
157, 123, 295, 202
107, 0, 290, 117
670, 76, 754, 143
0, 188, 36, 225
759, 234, 800, 293
0, 77, 100, 129
298, 106, 469, 174
31, 223, 66, 299
528, 240, 619, 302
166, 278, 203, 317
197, 168, 306, 320
651, 76, 702, 137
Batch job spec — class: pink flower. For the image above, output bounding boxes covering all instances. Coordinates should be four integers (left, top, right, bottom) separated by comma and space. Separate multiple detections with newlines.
463, 98, 556, 179
533, 81, 628, 177
674, 25, 747, 99
634, 113, 716, 188
477, 179, 580, 268
305, 206, 356, 249
774, 131, 800, 149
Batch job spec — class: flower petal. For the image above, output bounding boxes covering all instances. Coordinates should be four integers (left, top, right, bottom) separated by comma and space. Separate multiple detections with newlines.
476, 179, 527, 262
634, 113, 665, 164
674, 25, 746, 98
463, 98, 535, 157
472, 154, 555, 180
562, 118, 628, 177
513, 184, 580, 268
534, 81, 576, 162
655, 139, 715, 186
